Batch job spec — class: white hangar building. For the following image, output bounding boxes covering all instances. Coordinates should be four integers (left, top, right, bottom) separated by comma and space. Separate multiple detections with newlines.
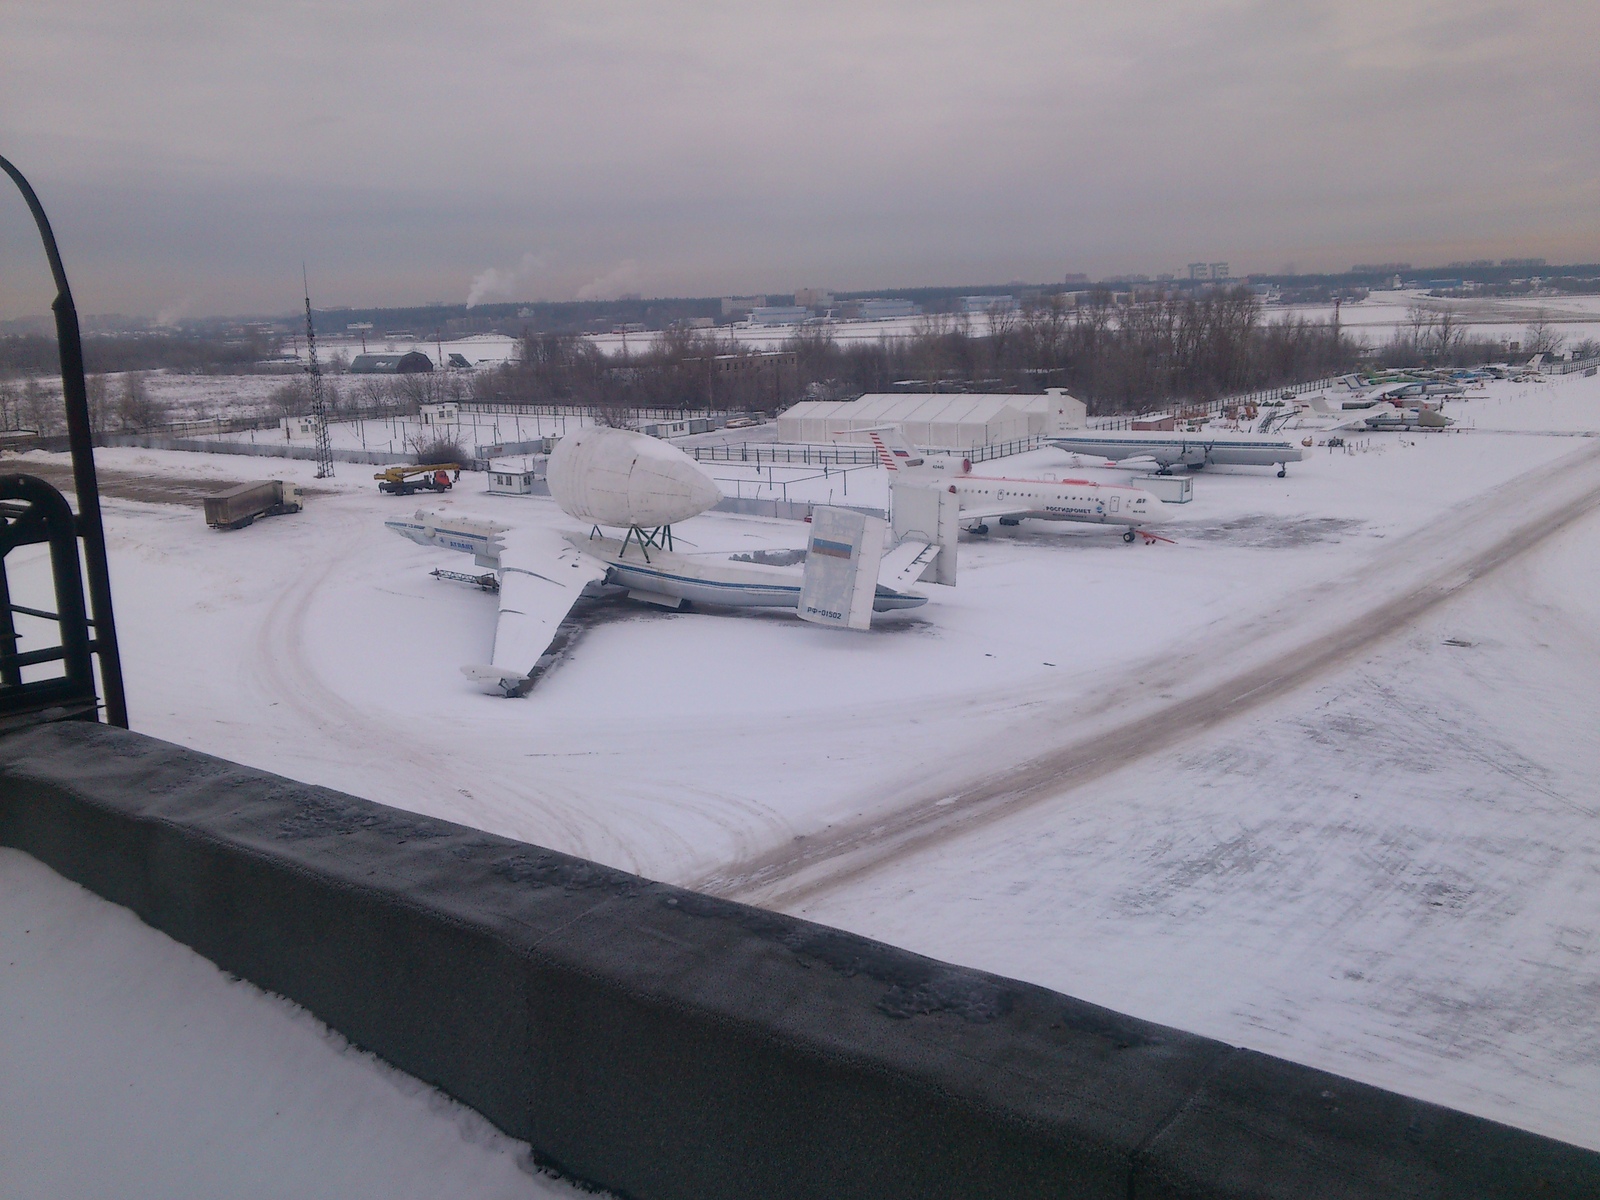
776, 389, 1086, 449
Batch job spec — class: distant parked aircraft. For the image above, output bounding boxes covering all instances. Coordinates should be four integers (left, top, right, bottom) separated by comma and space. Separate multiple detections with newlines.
1301, 395, 1454, 432
1045, 428, 1307, 477
862, 428, 1167, 542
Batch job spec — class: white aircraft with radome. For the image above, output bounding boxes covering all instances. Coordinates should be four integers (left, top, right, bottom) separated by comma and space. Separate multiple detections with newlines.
864, 428, 1169, 543
387, 426, 938, 696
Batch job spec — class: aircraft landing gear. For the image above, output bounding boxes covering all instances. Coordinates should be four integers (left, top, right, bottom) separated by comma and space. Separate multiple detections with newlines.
1277, 466, 1287, 478
1123, 528, 1136, 543
974, 523, 990, 535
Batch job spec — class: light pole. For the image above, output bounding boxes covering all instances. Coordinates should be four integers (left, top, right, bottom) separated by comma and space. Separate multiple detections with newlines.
1, 154, 128, 727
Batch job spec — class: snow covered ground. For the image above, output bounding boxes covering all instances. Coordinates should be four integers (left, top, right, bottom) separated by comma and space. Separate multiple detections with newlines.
206, 408, 596, 457
1273, 289, 1600, 350
4, 369, 1600, 1179
794, 498, 1600, 1149
0, 851, 590, 1200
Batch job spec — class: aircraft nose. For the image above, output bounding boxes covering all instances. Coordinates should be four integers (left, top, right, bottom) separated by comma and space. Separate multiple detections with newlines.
690, 471, 722, 513
1143, 495, 1169, 523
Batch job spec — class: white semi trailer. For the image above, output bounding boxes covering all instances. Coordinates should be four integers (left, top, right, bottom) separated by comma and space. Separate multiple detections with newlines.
202, 480, 303, 530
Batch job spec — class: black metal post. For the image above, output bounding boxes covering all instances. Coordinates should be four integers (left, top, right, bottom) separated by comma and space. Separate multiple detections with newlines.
1, 154, 128, 727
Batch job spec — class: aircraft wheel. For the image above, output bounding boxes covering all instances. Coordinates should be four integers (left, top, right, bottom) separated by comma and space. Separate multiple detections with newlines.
1123, 529, 1136, 544
1278, 467, 1287, 478
975, 523, 990, 535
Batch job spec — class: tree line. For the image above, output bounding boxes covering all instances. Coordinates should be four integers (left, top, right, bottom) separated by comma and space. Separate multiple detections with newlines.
465, 288, 1360, 416
0, 330, 281, 377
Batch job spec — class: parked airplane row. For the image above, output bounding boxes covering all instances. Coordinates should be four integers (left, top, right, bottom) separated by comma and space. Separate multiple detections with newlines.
393, 390, 1392, 694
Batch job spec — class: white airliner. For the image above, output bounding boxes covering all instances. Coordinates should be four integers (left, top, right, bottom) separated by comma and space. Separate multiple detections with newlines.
389, 426, 936, 695
864, 429, 1168, 543
1046, 427, 1307, 477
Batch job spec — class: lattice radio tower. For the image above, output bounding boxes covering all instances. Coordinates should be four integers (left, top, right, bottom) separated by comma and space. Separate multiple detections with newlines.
302, 267, 335, 479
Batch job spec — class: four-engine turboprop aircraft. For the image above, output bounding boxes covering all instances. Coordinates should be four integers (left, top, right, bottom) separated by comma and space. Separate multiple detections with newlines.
863, 428, 1168, 542
1045, 427, 1307, 477
389, 426, 935, 695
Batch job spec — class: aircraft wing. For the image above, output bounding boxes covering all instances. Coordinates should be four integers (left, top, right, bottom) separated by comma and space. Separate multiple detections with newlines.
877, 539, 938, 591
462, 526, 608, 696
1052, 449, 1161, 471
958, 502, 1031, 524
1325, 404, 1398, 430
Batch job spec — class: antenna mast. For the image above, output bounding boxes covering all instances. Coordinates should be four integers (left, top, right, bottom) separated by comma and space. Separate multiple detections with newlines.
302, 267, 335, 479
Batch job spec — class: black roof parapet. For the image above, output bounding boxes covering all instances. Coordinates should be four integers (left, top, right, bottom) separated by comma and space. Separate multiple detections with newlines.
2, 720, 1595, 1199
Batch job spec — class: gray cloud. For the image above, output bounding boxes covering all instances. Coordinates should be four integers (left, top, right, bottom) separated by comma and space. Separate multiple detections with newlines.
2, 0, 1597, 317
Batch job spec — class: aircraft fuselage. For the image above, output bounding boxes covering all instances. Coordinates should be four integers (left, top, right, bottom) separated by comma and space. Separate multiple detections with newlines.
1048, 431, 1305, 472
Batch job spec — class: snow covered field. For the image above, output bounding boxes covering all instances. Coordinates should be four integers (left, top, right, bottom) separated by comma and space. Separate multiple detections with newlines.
5, 369, 1600, 1180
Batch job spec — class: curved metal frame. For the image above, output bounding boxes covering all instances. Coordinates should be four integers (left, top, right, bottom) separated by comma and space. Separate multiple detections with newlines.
0, 154, 127, 726
0, 474, 96, 723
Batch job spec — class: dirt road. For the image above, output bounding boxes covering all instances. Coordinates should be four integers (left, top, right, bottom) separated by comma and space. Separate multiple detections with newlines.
6, 460, 335, 509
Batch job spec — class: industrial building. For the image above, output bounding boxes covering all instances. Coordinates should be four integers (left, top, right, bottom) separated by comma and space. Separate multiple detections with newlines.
854, 298, 921, 320
747, 306, 809, 326
349, 351, 435, 374
776, 390, 1085, 450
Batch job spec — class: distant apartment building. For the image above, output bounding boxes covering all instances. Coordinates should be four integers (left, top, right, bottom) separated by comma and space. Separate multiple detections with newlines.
793, 288, 833, 308
720, 295, 768, 317
1187, 262, 1230, 281
1063, 272, 1090, 284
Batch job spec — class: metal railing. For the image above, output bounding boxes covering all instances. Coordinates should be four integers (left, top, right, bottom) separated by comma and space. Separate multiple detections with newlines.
690, 443, 883, 466
0, 475, 98, 727
0, 154, 126, 728
1549, 352, 1600, 376
1087, 376, 1339, 430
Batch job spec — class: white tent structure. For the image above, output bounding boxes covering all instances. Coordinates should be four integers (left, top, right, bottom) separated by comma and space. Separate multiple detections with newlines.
776, 390, 1086, 449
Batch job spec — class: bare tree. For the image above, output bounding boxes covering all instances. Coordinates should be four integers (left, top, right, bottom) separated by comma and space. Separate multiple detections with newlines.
1523, 312, 1565, 358
115, 372, 167, 431
270, 377, 310, 418
85, 373, 115, 435
20, 377, 63, 435
1430, 305, 1468, 363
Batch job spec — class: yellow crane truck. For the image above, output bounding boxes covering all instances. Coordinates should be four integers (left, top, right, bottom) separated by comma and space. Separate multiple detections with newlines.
374, 464, 461, 496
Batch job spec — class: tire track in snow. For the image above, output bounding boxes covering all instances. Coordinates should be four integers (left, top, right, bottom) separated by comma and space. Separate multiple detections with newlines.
249, 513, 606, 854
700, 440, 1600, 908
249, 505, 795, 876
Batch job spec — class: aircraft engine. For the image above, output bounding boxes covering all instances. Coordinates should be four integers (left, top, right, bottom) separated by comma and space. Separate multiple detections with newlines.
546, 425, 722, 528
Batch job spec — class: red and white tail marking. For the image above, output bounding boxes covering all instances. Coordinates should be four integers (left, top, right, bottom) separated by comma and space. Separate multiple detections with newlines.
866, 430, 915, 472
867, 431, 896, 471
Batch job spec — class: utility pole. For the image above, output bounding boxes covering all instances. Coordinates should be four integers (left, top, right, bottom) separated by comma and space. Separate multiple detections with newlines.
303, 267, 335, 479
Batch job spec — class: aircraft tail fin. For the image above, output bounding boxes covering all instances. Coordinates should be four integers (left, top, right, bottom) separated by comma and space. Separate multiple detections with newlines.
877, 539, 938, 591
799, 505, 889, 630
890, 477, 960, 585
844, 425, 924, 472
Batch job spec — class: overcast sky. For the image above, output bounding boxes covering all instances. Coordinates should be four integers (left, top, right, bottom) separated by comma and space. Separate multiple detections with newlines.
2, 0, 1597, 319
